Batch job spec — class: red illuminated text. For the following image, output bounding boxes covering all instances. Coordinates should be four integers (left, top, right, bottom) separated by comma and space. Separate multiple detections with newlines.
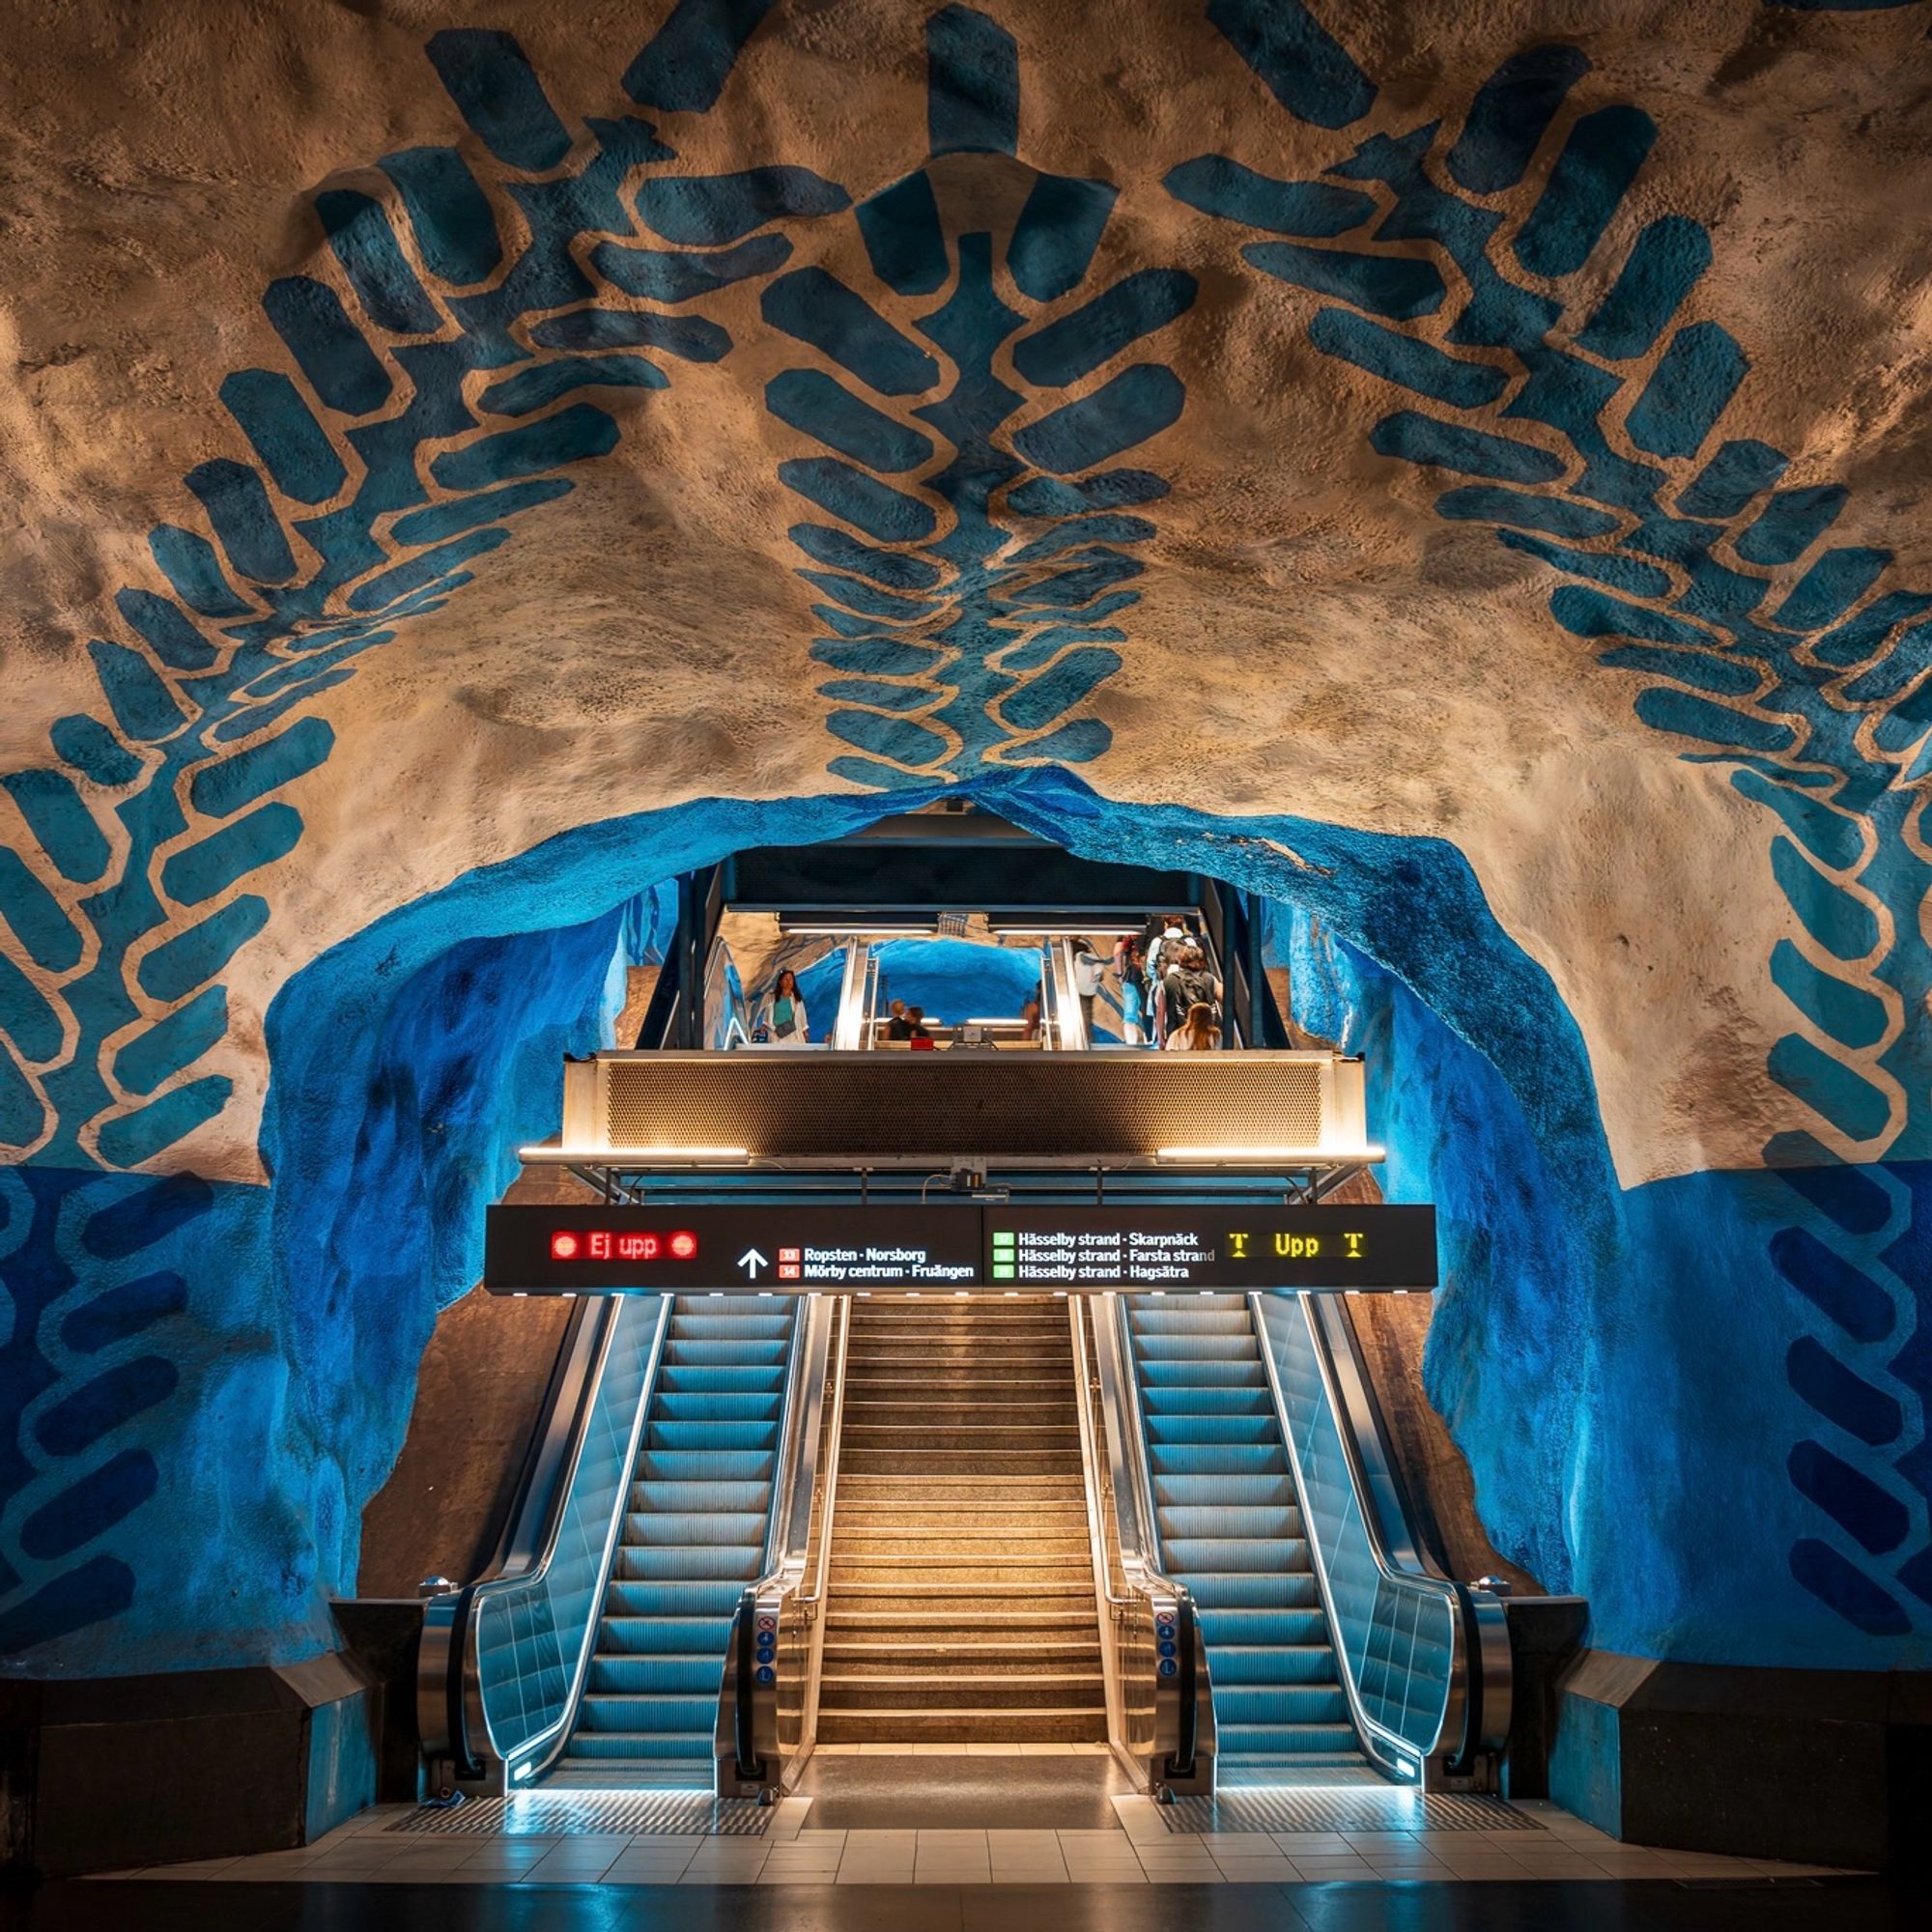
549, 1230, 697, 1264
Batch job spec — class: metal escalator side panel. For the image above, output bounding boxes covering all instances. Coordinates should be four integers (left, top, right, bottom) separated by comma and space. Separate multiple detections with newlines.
1306, 1293, 1513, 1772
430, 1293, 673, 1790
1092, 1293, 1214, 1795
713, 1294, 830, 1797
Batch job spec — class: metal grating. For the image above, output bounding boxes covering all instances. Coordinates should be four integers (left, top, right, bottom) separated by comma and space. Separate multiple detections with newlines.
387, 1793, 772, 1837
1158, 1791, 1545, 1835
602, 1055, 1325, 1157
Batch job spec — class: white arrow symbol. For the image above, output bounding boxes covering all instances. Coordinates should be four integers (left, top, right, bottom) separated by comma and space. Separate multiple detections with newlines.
737, 1248, 769, 1280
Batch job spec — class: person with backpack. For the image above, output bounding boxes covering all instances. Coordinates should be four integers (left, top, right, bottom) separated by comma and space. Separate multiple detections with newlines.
1163, 946, 1223, 1048
1144, 917, 1188, 1040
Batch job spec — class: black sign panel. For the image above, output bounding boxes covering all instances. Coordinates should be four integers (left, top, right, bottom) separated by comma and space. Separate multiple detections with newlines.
485, 1203, 1435, 1293
982, 1207, 1435, 1289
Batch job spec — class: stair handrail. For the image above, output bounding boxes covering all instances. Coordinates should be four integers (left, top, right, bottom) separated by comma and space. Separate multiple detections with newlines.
1095, 1293, 1215, 1794
801, 1294, 850, 1614
1066, 1295, 1128, 1745
1249, 1291, 1509, 1783
418, 1292, 673, 1792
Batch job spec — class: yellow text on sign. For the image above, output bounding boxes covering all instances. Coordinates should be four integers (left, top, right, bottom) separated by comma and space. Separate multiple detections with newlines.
1225, 1232, 1368, 1261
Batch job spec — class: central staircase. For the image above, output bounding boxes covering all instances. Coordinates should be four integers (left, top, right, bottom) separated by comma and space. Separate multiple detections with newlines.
817, 1296, 1107, 1743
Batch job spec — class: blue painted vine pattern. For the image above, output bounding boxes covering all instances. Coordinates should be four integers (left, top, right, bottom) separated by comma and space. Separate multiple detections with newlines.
1174, 3, 1931, 1635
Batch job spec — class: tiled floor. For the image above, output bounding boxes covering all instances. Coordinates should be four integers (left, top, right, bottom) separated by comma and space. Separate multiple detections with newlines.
89, 1772, 1856, 1887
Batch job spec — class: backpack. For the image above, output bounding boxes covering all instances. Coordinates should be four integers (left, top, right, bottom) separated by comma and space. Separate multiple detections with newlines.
1146, 927, 1184, 982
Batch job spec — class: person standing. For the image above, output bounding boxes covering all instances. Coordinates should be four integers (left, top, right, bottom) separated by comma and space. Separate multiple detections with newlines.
1114, 935, 1149, 1046
1070, 939, 1105, 1041
758, 967, 810, 1042
1145, 917, 1189, 1041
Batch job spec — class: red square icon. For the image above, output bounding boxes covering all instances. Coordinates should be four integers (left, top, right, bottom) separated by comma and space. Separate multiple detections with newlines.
779, 1263, 802, 1281
779, 1247, 801, 1264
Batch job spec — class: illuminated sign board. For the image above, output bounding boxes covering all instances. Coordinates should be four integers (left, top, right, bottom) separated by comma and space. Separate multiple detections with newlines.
981, 1208, 1435, 1289
485, 1204, 1435, 1293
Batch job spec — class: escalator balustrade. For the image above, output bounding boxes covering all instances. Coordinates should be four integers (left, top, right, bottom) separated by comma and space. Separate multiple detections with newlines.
1128, 1293, 1362, 1772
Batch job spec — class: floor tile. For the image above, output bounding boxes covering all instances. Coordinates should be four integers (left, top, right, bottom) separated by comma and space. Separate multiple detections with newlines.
1287, 1856, 1376, 1879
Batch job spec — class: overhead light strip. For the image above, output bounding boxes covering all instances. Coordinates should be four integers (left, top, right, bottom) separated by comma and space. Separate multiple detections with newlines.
1153, 1146, 1385, 1163
519, 1145, 750, 1162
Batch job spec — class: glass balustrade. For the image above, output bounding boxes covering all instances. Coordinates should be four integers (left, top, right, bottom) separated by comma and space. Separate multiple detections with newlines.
1252, 1294, 1458, 1765
470, 1295, 663, 1773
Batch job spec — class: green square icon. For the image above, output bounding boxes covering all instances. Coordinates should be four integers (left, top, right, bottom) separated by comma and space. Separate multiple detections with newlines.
993, 1263, 1016, 1280
993, 1230, 1016, 1249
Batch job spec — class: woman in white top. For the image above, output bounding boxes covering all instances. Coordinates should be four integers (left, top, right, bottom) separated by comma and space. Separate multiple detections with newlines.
758, 967, 809, 1042
1165, 1002, 1220, 1051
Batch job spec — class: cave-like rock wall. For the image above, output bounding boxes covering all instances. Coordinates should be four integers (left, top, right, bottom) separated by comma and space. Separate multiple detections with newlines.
0, 0, 1927, 1674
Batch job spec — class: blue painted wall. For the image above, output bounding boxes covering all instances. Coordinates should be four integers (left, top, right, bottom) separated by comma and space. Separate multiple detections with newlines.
5, 764, 1930, 1675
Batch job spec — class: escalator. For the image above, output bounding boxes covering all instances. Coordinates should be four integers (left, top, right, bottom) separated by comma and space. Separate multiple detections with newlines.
1128, 1294, 1359, 1773
1120, 1288, 1512, 1788
553, 1301, 796, 1781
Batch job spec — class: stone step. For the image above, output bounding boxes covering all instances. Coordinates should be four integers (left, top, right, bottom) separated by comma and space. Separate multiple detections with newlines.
831, 1530, 1097, 1561
840, 1402, 1076, 1427
840, 1426, 1080, 1447
825, 1607, 1102, 1634
838, 1453, 1084, 1475
833, 1499, 1090, 1518
830, 1561, 1093, 1586
834, 1474, 1086, 1494
819, 1671, 1102, 1711
845, 1343, 1070, 1361
815, 1707, 1107, 1744
822, 1641, 1102, 1673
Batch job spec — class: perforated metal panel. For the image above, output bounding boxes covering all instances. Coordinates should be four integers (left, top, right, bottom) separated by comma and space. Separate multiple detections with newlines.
599, 1053, 1326, 1158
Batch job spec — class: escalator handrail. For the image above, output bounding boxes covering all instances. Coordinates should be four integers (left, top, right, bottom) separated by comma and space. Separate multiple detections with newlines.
1248, 1291, 1491, 1776
723, 1293, 831, 1781
1070, 1295, 1170, 1772
1096, 1296, 1195, 1608
1067, 1296, 1122, 1614
751, 1295, 828, 1592
1096, 1293, 1210, 1781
